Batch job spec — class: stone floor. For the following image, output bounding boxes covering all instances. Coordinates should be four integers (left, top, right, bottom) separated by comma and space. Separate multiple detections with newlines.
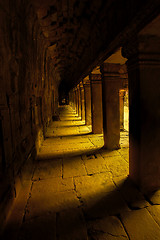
2, 105, 160, 240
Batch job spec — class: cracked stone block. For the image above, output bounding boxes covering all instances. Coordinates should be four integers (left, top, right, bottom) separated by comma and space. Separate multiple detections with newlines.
82, 153, 110, 175
31, 177, 74, 194
99, 149, 120, 158
25, 179, 79, 220
118, 148, 129, 158
74, 173, 129, 218
83, 190, 130, 219
74, 173, 114, 195
104, 156, 129, 178
121, 208, 160, 240
88, 216, 129, 240
147, 205, 160, 227
57, 209, 88, 240
33, 159, 62, 180
63, 156, 87, 178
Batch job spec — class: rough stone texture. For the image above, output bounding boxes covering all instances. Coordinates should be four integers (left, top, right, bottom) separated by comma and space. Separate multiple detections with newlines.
88, 216, 129, 240
101, 63, 127, 150
121, 208, 160, 240
83, 77, 92, 126
33, 159, 62, 180
0, 0, 60, 230
123, 34, 160, 192
90, 74, 103, 134
31, 0, 160, 90
81, 153, 110, 175
63, 156, 87, 178
0, 0, 160, 237
147, 205, 160, 227
2, 106, 159, 240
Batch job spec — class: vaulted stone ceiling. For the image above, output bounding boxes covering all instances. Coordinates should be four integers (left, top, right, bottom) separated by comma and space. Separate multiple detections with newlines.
31, 0, 160, 91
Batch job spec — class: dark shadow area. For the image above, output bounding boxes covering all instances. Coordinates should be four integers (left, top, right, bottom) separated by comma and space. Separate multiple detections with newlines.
1, 176, 153, 240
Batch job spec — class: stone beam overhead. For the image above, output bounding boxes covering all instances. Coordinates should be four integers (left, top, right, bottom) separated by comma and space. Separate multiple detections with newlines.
31, 0, 160, 90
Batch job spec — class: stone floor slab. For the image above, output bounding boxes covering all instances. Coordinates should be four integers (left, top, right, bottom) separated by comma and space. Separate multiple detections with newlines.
82, 153, 110, 175
121, 208, 160, 240
25, 190, 80, 220
147, 205, 160, 227
113, 177, 150, 209
63, 156, 87, 178
88, 216, 129, 240
33, 159, 62, 180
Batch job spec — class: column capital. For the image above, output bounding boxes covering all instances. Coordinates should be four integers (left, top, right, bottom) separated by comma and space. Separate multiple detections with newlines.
122, 35, 160, 65
83, 76, 90, 85
100, 63, 128, 89
89, 73, 101, 84
73, 87, 76, 92
100, 63, 124, 77
77, 84, 80, 90
79, 81, 84, 89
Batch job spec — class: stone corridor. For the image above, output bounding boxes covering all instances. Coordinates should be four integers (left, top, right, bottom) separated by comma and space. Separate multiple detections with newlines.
2, 106, 160, 240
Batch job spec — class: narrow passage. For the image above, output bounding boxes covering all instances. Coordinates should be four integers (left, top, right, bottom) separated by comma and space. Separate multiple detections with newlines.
3, 105, 160, 240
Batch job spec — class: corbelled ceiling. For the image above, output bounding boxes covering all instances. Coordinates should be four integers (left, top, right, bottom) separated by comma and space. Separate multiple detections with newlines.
31, 0, 160, 91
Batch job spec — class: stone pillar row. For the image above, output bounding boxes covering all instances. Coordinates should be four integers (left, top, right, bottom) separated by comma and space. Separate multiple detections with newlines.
122, 35, 160, 192
101, 63, 128, 149
69, 64, 127, 141
69, 34, 160, 193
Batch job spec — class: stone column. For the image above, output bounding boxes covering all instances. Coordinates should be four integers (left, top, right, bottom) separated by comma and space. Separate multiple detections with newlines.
79, 82, 85, 121
119, 90, 125, 131
101, 63, 123, 149
83, 76, 92, 125
90, 73, 103, 134
122, 35, 160, 192
54, 88, 59, 116
77, 84, 82, 118
75, 87, 79, 115
73, 88, 76, 111
69, 91, 72, 106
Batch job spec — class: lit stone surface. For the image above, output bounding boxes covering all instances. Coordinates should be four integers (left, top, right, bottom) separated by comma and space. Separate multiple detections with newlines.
81, 153, 110, 175
63, 156, 87, 178
33, 159, 62, 180
121, 209, 160, 240
1, 0, 160, 235
2, 105, 157, 240
25, 190, 80, 220
147, 205, 160, 227
103, 155, 129, 178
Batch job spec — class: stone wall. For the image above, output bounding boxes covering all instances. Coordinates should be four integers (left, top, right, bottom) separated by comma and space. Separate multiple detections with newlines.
0, 0, 58, 229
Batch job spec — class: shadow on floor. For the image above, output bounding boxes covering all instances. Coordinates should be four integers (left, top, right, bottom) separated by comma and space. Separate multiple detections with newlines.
3, 105, 159, 240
